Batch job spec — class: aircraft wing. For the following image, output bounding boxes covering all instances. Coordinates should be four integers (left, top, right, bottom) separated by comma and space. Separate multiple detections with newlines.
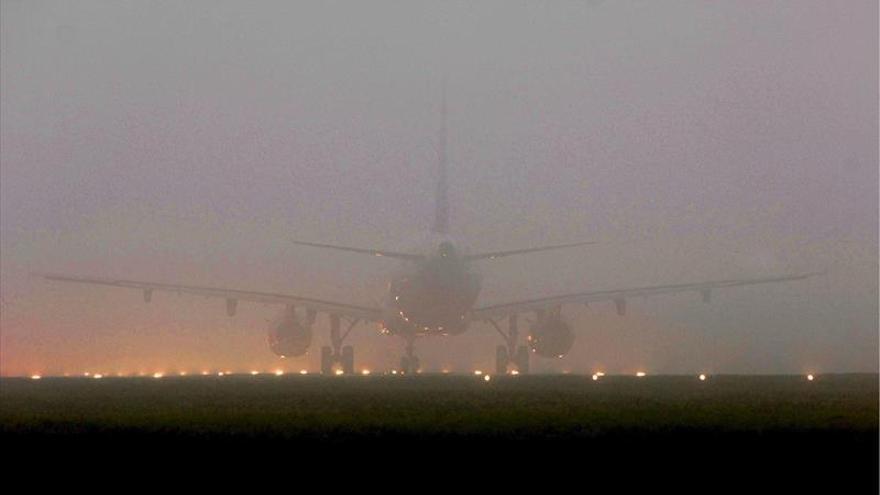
37, 273, 383, 321
470, 271, 823, 321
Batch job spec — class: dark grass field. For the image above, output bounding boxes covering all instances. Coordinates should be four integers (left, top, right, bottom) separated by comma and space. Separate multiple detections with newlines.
2, 374, 877, 489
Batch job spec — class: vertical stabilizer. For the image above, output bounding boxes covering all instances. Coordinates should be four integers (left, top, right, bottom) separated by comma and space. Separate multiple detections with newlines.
433, 84, 450, 235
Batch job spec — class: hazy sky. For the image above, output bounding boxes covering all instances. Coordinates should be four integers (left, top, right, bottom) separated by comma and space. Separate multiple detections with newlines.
1, 1, 877, 376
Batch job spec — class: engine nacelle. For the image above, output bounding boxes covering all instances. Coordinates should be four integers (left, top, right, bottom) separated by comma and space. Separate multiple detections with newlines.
267, 307, 313, 358
527, 314, 575, 358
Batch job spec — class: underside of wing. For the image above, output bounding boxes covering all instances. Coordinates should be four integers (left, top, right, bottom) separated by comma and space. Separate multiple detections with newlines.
38, 273, 383, 322
471, 271, 823, 321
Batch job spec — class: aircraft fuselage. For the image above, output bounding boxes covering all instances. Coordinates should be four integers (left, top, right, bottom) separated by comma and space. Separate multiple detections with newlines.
381, 241, 481, 337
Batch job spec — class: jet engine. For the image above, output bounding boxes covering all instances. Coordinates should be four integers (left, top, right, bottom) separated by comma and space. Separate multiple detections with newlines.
527, 313, 575, 358
267, 307, 313, 358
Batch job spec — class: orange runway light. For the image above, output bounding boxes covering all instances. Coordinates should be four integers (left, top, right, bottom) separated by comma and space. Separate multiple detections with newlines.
510, 370, 519, 376
483, 374, 491, 382
474, 370, 483, 376
699, 374, 707, 381
334, 369, 344, 376
250, 371, 259, 376
591, 374, 599, 381
93, 374, 103, 379
274, 370, 284, 376
299, 369, 308, 375
636, 372, 646, 377
807, 374, 815, 381
361, 369, 371, 376
30, 374, 41, 380
153, 372, 164, 379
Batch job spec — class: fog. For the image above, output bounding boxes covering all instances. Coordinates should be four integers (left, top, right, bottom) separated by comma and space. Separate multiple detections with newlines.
1, 1, 877, 376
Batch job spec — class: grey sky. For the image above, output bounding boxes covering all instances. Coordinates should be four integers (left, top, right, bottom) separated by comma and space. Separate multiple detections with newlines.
1, 1, 877, 375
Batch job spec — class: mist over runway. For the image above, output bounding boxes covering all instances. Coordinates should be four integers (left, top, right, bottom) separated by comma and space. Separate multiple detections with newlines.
1, 1, 877, 376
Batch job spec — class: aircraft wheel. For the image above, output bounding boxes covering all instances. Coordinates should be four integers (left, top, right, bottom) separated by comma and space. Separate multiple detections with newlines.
321, 346, 334, 375
515, 345, 530, 374
496, 345, 509, 375
341, 345, 354, 375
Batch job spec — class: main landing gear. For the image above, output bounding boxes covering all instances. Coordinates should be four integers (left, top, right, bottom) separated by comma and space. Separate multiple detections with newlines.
321, 314, 359, 375
489, 315, 529, 375
399, 337, 420, 375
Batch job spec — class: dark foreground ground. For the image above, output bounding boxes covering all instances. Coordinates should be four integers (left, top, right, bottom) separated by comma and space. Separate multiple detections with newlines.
2, 374, 877, 489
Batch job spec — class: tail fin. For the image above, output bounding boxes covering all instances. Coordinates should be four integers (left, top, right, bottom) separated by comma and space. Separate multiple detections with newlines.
433, 84, 449, 235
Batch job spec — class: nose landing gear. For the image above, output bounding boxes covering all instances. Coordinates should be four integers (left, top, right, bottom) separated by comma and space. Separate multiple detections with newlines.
399, 337, 420, 374
321, 315, 359, 375
490, 315, 529, 375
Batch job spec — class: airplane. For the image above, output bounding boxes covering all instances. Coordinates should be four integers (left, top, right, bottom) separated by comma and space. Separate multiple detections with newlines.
39, 92, 821, 375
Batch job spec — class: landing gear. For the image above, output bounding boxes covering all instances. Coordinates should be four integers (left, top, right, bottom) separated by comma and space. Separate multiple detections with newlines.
489, 315, 530, 374
321, 315, 359, 375
400, 338, 420, 374
496, 346, 509, 375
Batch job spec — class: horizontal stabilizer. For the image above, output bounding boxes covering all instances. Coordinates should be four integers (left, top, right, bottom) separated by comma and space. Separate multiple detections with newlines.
292, 241, 424, 261
464, 241, 597, 261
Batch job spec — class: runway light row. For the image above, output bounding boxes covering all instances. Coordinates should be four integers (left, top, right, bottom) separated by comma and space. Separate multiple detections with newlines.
19, 371, 821, 380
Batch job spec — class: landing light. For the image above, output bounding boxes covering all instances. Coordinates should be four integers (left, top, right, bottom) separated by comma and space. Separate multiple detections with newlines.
636, 372, 646, 377
30, 375, 41, 380
807, 374, 814, 381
